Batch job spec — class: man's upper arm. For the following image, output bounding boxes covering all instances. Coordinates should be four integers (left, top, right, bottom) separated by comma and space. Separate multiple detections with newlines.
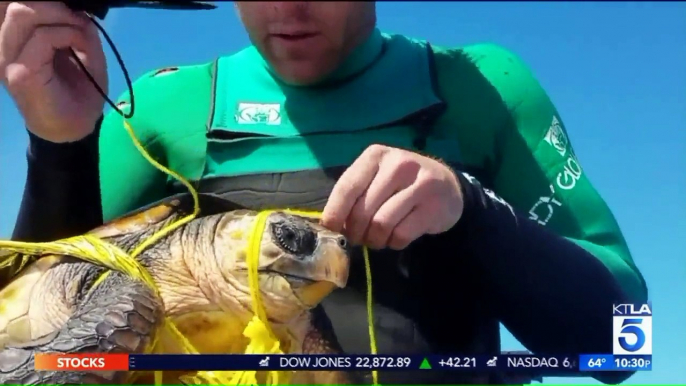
98, 62, 214, 222
466, 44, 647, 302
99, 70, 169, 222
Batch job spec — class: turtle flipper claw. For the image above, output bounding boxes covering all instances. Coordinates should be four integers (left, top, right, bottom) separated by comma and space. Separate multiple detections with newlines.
0, 271, 164, 385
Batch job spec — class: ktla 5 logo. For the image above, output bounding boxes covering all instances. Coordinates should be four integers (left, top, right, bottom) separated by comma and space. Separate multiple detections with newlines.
613, 303, 652, 355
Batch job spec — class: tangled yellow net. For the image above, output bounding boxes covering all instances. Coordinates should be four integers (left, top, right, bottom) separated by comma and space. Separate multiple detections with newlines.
0, 120, 379, 385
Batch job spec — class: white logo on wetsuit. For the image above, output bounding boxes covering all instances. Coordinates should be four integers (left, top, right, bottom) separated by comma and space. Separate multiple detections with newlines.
556, 156, 583, 191
461, 172, 515, 217
461, 172, 478, 185
529, 184, 562, 226
484, 188, 515, 217
542, 115, 583, 190
236, 103, 281, 125
544, 116, 568, 157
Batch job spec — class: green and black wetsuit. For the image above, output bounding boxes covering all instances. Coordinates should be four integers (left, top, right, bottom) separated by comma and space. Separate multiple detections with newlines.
13, 29, 648, 384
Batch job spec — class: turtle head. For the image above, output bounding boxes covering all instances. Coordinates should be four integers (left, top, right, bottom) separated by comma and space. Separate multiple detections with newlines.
212, 210, 351, 322
257, 212, 351, 308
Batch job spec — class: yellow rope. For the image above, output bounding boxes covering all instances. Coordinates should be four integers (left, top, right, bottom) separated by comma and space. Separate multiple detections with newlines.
243, 209, 379, 385
122, 121, 200, 259
0, 118, 379, 385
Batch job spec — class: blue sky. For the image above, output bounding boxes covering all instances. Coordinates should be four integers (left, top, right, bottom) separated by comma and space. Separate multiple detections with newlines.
0, 2, 683, 384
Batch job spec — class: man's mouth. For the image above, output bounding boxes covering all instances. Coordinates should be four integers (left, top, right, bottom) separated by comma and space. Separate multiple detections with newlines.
271, 32, 319, 42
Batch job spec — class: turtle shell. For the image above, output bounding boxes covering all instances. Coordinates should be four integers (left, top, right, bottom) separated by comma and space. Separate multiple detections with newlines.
0, 193, 242, 291
0, 193, 244, 348
89, 192, 245, 239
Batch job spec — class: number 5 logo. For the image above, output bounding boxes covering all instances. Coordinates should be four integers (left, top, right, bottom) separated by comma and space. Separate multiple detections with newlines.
618, 318, 645, 352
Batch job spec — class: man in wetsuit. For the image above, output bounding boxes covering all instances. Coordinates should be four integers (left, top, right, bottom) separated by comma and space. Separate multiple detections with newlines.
1, 2, 648, 384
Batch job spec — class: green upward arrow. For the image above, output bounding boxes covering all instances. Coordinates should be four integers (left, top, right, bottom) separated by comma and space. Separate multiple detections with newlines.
419, 358, 432, 370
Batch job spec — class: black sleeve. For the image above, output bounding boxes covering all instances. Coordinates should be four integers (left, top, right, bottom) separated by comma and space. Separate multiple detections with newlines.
11, 118, 104, 242
450, 172, 633, 385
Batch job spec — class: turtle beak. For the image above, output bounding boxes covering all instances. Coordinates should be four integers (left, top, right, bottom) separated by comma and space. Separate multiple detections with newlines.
303, 234, 350, 288
268, 234, 351, 307
269, 234, 350, 288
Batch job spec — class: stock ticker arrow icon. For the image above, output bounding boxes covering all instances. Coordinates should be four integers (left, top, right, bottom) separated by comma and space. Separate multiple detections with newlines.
419, 357, 432, 370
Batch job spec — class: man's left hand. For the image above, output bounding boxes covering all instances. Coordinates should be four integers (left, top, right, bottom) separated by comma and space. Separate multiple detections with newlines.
322, 144, 464, 250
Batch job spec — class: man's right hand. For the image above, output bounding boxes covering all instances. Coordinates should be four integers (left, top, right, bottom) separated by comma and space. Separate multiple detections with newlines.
0, 2, 107, 143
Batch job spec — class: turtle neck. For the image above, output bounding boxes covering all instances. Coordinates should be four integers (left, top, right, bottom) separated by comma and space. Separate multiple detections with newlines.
264, 27, 385, 88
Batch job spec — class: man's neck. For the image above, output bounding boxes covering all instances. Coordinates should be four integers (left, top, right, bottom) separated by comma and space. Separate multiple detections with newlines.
323, 27, 384, 84
261, 27, 385, 88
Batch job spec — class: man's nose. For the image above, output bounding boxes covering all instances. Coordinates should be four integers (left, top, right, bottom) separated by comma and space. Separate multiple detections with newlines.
271, 2, 310, 16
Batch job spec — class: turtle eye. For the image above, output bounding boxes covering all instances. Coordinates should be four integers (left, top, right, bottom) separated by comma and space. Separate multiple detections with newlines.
271, 220, 317, 257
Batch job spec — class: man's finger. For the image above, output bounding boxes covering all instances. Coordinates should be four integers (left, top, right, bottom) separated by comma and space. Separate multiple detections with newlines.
387, 207, 428, 250
6, 24, 87, 86
322, 145, 387, 232
364, 185, 418, 249
0, 2, 86, 68
345, 157, 418, 245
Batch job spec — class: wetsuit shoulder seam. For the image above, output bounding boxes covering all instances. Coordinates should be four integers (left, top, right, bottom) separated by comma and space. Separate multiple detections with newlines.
103, 60, 215, 148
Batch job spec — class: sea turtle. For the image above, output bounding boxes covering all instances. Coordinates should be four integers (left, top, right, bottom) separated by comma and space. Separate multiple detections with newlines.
0, 193, 358, 385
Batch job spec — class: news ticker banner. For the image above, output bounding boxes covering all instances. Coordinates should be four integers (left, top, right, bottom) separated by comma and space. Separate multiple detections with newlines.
34, 353, 651, 373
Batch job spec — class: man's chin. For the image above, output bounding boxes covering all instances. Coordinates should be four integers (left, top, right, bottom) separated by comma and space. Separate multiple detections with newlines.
268, 57, 339, 86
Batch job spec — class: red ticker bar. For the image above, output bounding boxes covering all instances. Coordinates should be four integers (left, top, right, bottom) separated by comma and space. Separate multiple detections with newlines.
34, 353, 129, 371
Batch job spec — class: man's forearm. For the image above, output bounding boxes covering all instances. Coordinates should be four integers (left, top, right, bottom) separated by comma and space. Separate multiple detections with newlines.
449, 172, 633, 384
12, 118, 104, 242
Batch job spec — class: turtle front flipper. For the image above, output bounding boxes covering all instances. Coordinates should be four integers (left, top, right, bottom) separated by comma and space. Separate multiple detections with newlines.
0, 271, 164, 385
291, 305, 367, 385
